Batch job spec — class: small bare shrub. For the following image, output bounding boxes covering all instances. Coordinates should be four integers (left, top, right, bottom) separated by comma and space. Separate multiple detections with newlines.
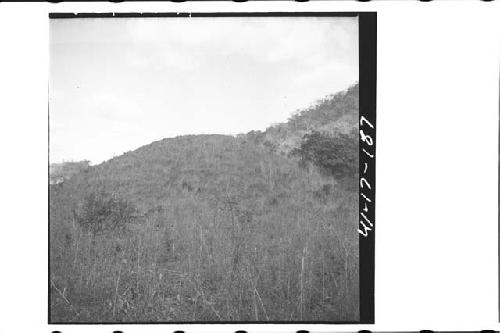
73, 191, 136, 235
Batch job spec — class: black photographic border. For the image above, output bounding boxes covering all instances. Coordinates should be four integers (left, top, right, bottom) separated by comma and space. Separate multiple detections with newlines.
48, 11, 377, 325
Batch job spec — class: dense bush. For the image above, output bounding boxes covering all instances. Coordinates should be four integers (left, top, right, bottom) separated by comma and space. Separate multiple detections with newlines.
292, 131, 358, 180
73, 191, 136, 235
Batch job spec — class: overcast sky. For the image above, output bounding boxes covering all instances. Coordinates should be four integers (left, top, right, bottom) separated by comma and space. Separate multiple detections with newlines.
49, 16, 358, 165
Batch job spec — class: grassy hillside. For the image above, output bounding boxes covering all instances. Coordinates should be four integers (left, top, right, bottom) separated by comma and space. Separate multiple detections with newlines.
49, 84, 359, 322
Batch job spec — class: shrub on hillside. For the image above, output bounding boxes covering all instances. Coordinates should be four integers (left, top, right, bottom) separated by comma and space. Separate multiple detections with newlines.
291, 131, 358, 180
73, 191, 136, 235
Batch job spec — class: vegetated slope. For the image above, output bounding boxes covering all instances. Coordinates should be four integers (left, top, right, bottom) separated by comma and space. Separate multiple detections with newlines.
49, 84, 359, 323
247, 83, 358, 155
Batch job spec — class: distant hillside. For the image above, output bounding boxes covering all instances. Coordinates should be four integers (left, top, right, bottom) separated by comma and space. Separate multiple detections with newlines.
49, 83, 359, 323
49, 160, 90, 185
